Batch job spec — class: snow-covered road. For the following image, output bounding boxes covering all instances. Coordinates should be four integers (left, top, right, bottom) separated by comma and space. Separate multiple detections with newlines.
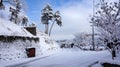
15, 49, 110, 67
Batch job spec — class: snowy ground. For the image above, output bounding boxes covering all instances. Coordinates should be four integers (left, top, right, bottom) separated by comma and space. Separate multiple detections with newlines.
1, 48, 111, 67
25, 49, 110, 67
92, 51, 120, 67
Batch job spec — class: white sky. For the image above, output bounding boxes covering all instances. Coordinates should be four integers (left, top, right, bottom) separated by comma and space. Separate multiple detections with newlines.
27, 0, 118, 40
51, 0, 93, 40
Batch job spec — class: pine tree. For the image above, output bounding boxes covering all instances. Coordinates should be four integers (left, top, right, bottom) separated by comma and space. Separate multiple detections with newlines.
9, 0, 21, 24
41, 4, 62, 35
41, 4, 53, 34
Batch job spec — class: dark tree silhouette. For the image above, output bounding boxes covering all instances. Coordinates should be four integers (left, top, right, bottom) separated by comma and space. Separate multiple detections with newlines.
0, 0, 5, 9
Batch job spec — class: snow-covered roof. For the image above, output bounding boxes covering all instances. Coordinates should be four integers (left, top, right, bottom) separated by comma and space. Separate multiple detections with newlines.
0, 18, 33, 36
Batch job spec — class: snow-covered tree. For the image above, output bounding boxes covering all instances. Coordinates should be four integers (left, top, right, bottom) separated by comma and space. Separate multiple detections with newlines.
49, 11, 62, 36
73, 32, 88, 49
41, 4, 53, 34
9, 0, 28, 26
41, 4, 62, 35
9, 0, 21, 24
90, 0, 120, 59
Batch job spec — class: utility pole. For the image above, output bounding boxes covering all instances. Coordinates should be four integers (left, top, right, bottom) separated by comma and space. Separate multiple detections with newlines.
92, 25, 95, 50
92, 0, 95, 50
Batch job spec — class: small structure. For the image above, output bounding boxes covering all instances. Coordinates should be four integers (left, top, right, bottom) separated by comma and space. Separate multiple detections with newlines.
24, 26, 37, 36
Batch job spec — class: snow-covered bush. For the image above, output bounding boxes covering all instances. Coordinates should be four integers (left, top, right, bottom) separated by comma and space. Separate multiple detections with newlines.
73, 32, 91, 49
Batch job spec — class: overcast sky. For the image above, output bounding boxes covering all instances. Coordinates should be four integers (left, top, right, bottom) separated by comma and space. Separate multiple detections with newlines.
26, 0, 95, 40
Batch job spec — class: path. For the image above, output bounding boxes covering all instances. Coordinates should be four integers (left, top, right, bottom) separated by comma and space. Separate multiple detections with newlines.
14, 49, 110, 67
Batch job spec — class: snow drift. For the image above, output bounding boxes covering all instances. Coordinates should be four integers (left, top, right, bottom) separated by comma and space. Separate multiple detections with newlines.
0, 18, 32, 36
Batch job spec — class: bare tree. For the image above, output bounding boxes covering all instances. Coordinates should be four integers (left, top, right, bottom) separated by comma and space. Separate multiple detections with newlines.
90, 0, 120, 59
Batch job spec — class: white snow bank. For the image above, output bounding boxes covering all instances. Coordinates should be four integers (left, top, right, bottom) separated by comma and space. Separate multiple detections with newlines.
0, 18, 33, 36
92, 58, 120, 67
37, 31, 60, 55
1, 53, 55, 67
92, 52, 120, 67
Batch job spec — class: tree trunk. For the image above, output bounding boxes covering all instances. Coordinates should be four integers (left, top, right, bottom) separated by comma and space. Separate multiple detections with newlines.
49, 21, 55, 36
112, 50, 116, 60
45, 24, 49, 34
